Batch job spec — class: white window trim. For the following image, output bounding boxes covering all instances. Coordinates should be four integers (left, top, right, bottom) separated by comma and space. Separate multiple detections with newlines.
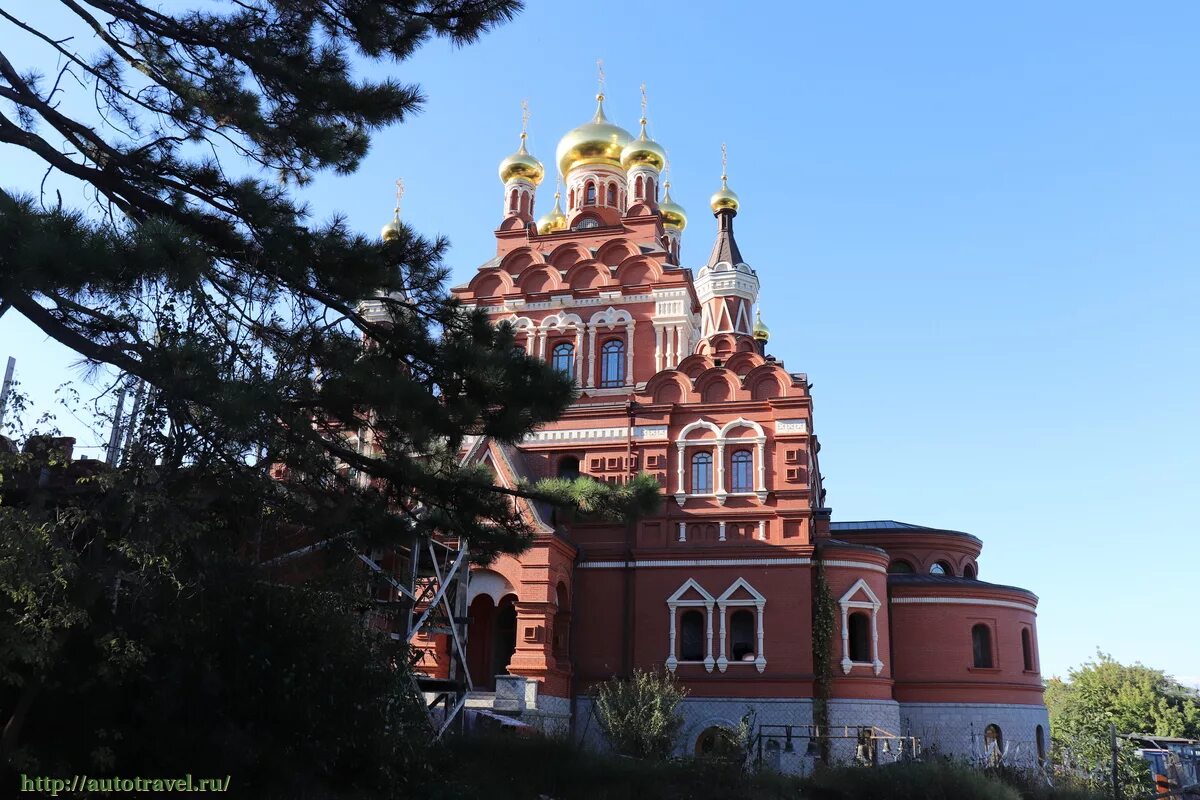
716, 578, 766, 673
673, 418, 768, 505
666, 579, 715, 672
839, 578, 884, 676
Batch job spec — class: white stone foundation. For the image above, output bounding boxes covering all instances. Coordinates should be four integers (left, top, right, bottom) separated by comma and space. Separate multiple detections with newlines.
900, 702, 1050, 767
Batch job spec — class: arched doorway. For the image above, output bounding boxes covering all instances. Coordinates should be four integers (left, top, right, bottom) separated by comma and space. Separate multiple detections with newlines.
466, 592, 518, 691
695, 726, 740, 759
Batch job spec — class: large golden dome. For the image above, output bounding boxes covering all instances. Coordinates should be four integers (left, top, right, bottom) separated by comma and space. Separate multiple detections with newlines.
621, 118, 666, 171
555, 94, 632, 177
659, 181, 687, 231
498, 134, 544, 185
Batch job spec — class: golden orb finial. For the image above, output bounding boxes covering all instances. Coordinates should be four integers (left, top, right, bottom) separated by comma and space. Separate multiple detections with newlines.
381, 177, 404, 241
753, 307, 770, 342
537, 177, 567, 234
499, 101, 544, 185
710, 143, 740, 213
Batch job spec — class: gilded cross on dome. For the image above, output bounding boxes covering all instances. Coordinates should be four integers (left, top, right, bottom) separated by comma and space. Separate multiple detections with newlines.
393, 178, 405, 220
721, 142, 728, 183
640, 83, 648, 121
520, 99, 530, 139
596, 59, 605, 99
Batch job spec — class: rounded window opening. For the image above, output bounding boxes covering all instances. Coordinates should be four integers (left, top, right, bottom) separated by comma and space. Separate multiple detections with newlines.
1036, 724, 1046, 765
1022, 627, 1035, 672
730, 449, 753, 493
690, 451, 713, 494
606, 183, 617, 206
963, 563, 977, 580
585, 181, 596, 205
848, 611, 871, 663
930, 561, 953, 576
972, 623, 994, 669
552, 342, 575, 376
695, 726, 740, 758
888, 560, 915, 575
984, 724, 1003, 756
600, 339, 625, 387
730, 609, 756, 662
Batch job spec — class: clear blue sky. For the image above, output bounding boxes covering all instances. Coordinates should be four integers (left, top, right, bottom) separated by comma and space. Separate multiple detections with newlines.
2, 1, 1197, 685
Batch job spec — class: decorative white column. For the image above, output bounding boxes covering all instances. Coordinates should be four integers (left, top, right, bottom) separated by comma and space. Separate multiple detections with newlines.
718, 521, 727, 542
674, 443, 686, 505
871, 610, 884, 675
755, 436, 768, 501
678, 521, 686, 542
840, 605, 853, 675
524, 329, 536, 353
716, 603, 728, 673
624, 321, 635, 385
758, 519, 767, 541
754, 601, 767, 673
536, 328, 547, 359
666, 607, 678, 672
574, 327, 585, 385
654, 326, 664, 373
704, 601, 715, 672
715, 441, 727, 504
585, 325, 596, 388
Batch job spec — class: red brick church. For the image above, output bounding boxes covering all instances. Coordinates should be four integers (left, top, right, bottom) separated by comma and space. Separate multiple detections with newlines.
425, 89, 1049, 767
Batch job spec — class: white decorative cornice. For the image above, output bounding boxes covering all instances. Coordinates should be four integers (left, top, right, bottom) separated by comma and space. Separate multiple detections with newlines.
891, 596, 1038, 614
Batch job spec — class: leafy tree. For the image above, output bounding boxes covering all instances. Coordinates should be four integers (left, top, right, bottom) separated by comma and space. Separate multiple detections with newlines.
592, 668, 688, 761
0, 0, 657, 792
1045, 651, 1200, 797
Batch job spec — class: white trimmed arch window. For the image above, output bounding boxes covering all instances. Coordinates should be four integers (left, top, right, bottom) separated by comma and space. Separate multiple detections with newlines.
838, 579, 884, 676
673, 418, 768, 505
666, 579, 715, 672
717, 578, 766, 673
666, 577, 767, 674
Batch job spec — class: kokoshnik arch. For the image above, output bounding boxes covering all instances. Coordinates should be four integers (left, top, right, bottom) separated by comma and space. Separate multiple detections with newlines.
410, 88, 1049, 767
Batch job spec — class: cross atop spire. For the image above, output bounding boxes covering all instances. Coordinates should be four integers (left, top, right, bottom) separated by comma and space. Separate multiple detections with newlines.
721, 142, 729, 187
393, 177, 405, 221
596, 59, 606, 100
640, 82, 648, 122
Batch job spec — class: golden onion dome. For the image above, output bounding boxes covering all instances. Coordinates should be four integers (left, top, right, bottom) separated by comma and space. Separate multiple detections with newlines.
498, 133, 545, 185
621, 118, 667, 171
710, 174, 740, 214
381, 218, 402, 241
537, 189, 567, 234
752, 308, 770, 342
658, 181, 687, 231
555, 94, 633, 177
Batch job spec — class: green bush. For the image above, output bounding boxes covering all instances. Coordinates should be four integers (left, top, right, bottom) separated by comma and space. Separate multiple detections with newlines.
591, 669, 687, 760
802, 760, 1021, 800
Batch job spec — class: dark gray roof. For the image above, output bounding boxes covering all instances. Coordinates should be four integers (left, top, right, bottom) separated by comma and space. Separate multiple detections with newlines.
706, 209, 743, 268
888, 574, 1038, 600
830, 520, 928, 531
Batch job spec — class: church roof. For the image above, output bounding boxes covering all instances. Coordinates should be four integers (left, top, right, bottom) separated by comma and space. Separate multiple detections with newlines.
705, 208, 744, 268
887, 574, 1038, 600
829, 520, 929, 530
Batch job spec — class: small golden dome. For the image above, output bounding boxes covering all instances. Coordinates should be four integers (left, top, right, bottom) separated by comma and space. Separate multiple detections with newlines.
753, 309, 770, 342
537, 189, 567, 234
621, 118, 667, 171
555, 94, 633, 178
658, 181, 687, 231
498, 134, 544, 185
381, 218, 402, 241
710, 174, 740, 214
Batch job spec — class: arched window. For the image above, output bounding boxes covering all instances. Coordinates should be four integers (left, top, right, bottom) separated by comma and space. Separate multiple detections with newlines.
680, 610, 704, 661
1036, 725, 1046, 764
730, 609, 755, 661
552, 342, 575, 376
730, 450, 753, 493
585, 181, 596, 205
1022, 628, 1034, 672
963, 563, 977, 580
691, 452, 713, 494
509, 188, 518, 211
557, 456, 580, 479
696, 727, 739, 757
606, 183, 617, 206
930, 561, 952, 576
984, 724, 1003, 755
888, 560, 915, 574
972, 623, 994, 668
635, 175, 644, 198
600, 339, 624, 387
568, 188, 575, 208
647, 176, 656, 201
848, 611, 871, 662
